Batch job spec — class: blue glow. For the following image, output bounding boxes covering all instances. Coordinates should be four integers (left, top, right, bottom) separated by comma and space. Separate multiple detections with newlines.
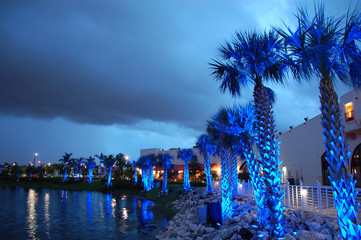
158, 154, 173, 193
196, 134, 214, 194
220, 149, 232, 223
177, 149, 194, 192
59, 152, 72, 182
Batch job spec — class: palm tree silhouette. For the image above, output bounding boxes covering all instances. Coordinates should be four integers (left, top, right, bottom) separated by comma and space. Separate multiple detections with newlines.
278, 5, 361, 239
177, 149, 194, 192
75, 157, 83, 181
157, 153, 173, 193
196, 134, 215, 194
95, 153, 106, 177
102, 154, 115, 187
137, 155, 151, 191
85, 156, 96, 183
59, 152, 72, 182
210, 29, 286, 236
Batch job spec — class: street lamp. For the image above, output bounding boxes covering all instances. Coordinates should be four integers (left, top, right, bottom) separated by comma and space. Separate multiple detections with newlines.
34, 153, 38, 166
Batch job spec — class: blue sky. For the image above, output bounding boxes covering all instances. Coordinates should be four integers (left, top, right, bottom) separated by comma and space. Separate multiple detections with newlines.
0, 0, 355, 165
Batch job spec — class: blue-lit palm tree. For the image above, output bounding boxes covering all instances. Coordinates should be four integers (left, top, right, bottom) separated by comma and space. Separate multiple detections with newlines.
235, 103, 268, 228
145, 154, 156, 189
157, 153, 173, 193
196, 134, 215, 194
131, 161, 138, 184
210, 30, 286, 236
85, 156, 96, 183
177, 149, 194, 192
59, 152, 72, 182
278, 6, 361, 239
75, 157, 83, 181
102, 154, 116, 187
95, 153, 105, 177
137, 156, 151, 191
207, 105, 250, 223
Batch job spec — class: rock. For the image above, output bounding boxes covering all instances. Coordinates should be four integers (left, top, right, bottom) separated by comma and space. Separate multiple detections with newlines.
255, 231, 269, 239
223, 217, 234, 226
296, 230, 332, 240
177, 229, 186, 237
220, 228, 235, 239
308, 221, 321, 232
284, 233, 296, 240
238, 227, 253, 240
194, 225, 205, 236
205, 227, 216, 233
230, 233, 240, 240
189, 223, 198, 232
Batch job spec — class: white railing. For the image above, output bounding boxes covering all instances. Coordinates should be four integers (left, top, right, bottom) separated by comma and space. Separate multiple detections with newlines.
212, 179, 361, 221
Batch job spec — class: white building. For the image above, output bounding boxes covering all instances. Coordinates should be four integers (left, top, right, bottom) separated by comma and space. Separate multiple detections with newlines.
140, 89, 361, 186
281, 88, 361, 186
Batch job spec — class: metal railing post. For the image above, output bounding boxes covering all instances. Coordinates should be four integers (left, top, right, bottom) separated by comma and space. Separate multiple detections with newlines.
300, 180, 305, 210
287, 181, 290, 208
317, 180, 322, 216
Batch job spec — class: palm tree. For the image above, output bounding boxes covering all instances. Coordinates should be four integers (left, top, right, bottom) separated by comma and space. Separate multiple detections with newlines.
85, 156, 96, 183
207, 105, 248, 223
145, 154, 156, 189
59, 152, 72, 182
157, 153, 173, 193
131, 161, 138, 184
278, 6, 361, 239
177, 149, 194, 192
75, 157, 84, 181
95, 153, 106, 177
210, 30, 286, 236
102, 154, 116, 187
68, 158, 76, 177
196, 134, 215, 194
137, 156, 151, 191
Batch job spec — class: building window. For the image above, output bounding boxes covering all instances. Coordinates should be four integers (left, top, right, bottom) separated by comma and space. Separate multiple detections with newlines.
351, 144, 361, 188
321, 152, 331, 186
345, 102, 354, 121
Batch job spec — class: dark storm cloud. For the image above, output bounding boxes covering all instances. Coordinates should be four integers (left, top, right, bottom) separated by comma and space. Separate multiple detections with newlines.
0, 0, 260, 130
0, 0, 357, 132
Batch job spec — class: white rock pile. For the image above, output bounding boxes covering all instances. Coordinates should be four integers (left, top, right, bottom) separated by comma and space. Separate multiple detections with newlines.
155, 189, 341, 240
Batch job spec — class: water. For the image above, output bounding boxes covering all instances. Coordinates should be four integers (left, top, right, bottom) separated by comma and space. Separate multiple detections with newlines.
0, 186, 168, 239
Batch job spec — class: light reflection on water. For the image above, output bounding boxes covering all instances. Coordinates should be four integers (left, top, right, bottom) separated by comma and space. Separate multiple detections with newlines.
0, 186, 168, 240
26, 189, 38, 240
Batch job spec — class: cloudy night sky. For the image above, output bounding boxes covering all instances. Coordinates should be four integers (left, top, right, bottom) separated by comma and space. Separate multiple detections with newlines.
0, 0, 357, 165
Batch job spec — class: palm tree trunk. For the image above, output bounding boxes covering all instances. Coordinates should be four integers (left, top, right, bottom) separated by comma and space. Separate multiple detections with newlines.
89, 168, 93, 183
221, 149, 233, 223
184, 161, 190, 191
107, 167, 112, 186
319, 75, 360, 239
203, 152, 213, 194
149, 166, 154, 189
162, 166, 168, 193
243, 143, 267, 228
253, 82, 285, 237
63, 168, 68, 182
134, 167, 137, 184
231, 153, 238, 199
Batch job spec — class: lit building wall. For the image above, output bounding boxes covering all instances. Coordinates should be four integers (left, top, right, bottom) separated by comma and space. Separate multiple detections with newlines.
280, 89, 361, 186
278, 115, 324, 185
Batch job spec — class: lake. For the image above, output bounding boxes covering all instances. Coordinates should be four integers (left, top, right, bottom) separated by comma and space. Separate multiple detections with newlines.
0, 186, 168, 239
